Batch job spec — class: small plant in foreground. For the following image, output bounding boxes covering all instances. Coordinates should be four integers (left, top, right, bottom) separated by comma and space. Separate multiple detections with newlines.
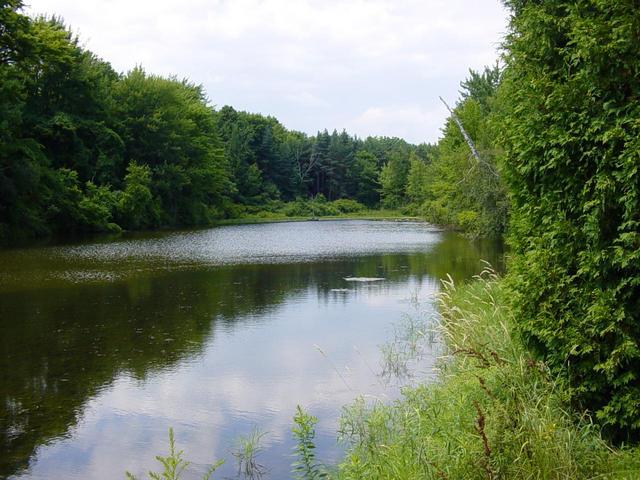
125, 428, 223, 480
232, 427, 267, 479
292, 405, 328, 479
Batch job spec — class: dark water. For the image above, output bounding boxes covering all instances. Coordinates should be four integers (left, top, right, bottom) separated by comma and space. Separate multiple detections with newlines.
0, 220, 502, 479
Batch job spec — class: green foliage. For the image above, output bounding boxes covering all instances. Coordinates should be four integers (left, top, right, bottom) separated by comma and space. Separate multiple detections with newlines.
379, 150, 410, 208
0, 0, 434, 243
499, 0, 640, 440
459, 63, 502, 113
79, 181, 121, 233
327, 199, 365, 214
292, 406, 327, 480
113, 67, 233, 226
214, 107, 424, 208
232, 427, 266, 479
116, 162, 160, 230
416, 69, 508, 237
126, 428, 223, 480
337, 274, 640, 479
404, 152, 429, 205
0, 2, 236, 242
351, 151, 380, 207
279, 196, 368, 218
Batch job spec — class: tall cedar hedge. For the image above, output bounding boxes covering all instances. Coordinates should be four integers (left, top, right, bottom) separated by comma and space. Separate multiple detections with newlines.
500, 0, 640, 440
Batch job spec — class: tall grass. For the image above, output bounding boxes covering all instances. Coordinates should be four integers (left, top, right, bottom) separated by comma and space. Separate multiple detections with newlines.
378, 300, 440, 383
336, 269, 640, 479
232, 427, 267, 479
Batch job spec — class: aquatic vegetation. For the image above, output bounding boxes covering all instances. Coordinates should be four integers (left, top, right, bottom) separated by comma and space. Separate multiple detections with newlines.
232, 427, 268, 479
125, 428, 224, 480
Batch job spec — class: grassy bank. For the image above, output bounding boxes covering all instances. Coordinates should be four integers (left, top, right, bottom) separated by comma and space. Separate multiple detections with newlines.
217, 198, 420, 226
335, 270, 640, 479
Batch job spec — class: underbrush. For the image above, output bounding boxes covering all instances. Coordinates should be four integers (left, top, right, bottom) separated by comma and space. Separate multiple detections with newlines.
226, 196, 365, 219
227, 195, 420, 220
223, 197, 412, 223
335, 270, 640, 479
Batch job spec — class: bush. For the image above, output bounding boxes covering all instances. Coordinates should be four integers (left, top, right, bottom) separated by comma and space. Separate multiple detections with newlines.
500, 0, 640, 440
329, 199, 365, 214
420, 199, 453, 227
280, 196, 346, 217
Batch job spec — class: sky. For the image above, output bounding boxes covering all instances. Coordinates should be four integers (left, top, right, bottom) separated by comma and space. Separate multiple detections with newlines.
25, 0, 509, 144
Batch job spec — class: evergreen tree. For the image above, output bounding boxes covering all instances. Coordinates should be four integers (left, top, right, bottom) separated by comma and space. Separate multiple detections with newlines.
379, 150, 410, 208
500, 0, 640, 440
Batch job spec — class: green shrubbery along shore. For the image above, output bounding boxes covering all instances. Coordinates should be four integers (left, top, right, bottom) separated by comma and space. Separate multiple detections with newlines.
499, 0, 640, 441
335, 272, 640, 479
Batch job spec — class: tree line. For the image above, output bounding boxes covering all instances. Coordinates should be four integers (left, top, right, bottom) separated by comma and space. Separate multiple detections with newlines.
2, 1, 454, 243
1, 0, 511, 244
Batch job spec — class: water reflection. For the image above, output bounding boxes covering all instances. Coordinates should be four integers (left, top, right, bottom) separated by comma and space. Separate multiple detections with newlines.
0, 221, 503, 479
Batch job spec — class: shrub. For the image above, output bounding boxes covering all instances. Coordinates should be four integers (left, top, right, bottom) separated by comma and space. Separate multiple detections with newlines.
328, 199, 365, 214
499, 0, 640, 440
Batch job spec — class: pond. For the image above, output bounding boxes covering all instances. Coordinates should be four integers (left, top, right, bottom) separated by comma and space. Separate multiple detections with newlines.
0, 220, 503, 479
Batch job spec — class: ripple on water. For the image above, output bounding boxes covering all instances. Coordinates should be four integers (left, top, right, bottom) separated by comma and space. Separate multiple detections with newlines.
55, 220, 442, 267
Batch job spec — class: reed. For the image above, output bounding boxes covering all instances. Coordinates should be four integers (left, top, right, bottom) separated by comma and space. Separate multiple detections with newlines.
232, 427, 267, 479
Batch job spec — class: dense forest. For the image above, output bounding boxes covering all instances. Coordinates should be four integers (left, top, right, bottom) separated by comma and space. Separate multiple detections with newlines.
0, 0, 509, 244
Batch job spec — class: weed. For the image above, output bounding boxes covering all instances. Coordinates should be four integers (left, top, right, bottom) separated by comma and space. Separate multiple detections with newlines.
125, 428, 223, 480
232, 427, 267, 479
291, 405, 328, 479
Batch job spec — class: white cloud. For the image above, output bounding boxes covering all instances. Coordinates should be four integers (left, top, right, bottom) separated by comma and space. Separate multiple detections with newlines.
348, 104, 449, 143
25, 0, 508, 143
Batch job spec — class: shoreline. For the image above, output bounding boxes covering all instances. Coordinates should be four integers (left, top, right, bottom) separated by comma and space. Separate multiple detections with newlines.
0, 212, 435, 250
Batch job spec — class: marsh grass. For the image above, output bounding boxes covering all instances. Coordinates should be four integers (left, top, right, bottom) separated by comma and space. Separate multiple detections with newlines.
379, 296, 440, 383
336, 268, 640, 479
232, 427, 267, 479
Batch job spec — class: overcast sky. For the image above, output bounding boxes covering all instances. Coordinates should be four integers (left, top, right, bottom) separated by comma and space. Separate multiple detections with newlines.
25, 0, 508, 144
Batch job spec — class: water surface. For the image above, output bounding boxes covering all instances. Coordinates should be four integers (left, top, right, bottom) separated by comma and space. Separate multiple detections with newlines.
0, 220, 502, 479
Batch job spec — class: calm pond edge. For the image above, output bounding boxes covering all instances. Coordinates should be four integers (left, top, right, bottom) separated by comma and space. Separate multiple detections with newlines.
132, 272, 640, 479
335, 273, 640, 479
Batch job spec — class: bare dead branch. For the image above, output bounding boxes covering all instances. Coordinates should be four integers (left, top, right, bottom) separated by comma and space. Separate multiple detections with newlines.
439, 96, 500, 178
